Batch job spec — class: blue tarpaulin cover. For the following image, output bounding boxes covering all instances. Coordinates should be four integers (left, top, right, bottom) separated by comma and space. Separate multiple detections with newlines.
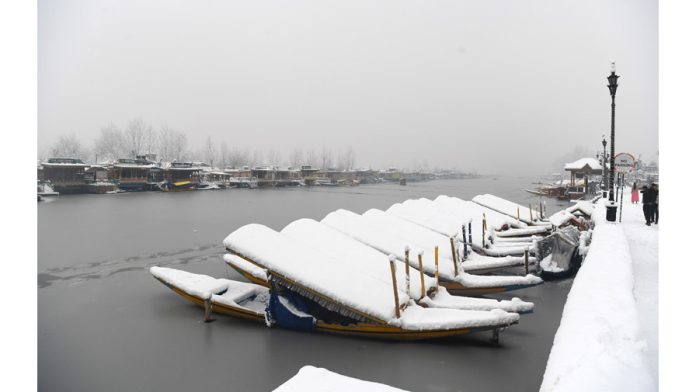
266, 285, 316, 332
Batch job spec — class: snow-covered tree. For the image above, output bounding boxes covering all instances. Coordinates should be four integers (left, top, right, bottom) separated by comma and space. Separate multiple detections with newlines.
51, 134, 90, 161
94, 124, 127, 162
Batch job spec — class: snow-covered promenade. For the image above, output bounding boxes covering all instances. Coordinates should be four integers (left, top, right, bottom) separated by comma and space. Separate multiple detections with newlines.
540, 190, 658, 391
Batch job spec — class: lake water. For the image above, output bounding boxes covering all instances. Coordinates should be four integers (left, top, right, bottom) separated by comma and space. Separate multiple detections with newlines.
38, 177, 574, 392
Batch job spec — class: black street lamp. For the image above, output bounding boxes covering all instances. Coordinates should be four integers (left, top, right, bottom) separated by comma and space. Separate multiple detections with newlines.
605, 61, 619, 222
602, 136, 608, 198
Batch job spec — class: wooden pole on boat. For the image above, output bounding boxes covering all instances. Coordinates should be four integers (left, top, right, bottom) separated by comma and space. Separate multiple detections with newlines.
203, 292, 214, 323
517, 207, 521, 221
404, 247, 411, 295
460, 226, 467, 259
434, 246, 440, 289
388, 255, 401, 318
449, 237, 459, 275
482, 213, 488, 248
524, 248, 530, 275
417, 251, 426, 299
529, 204, 533, 221
540, 201, 543, 219
468, 220, 473, 250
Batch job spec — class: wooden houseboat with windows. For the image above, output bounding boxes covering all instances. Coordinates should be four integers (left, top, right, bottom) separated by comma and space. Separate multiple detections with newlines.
251, 166, 303, 188
225, 167, 258, 188
110, 158, 156, 191
40, 158, 90, 194
300, 165, 320, 185
160, 161, 201, 191
84, 165, 117, 193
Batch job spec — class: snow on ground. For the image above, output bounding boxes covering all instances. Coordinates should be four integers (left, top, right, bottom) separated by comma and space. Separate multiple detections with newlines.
273, 366, 410, 392
619, 190, 659, 383
539, 192, 657, 391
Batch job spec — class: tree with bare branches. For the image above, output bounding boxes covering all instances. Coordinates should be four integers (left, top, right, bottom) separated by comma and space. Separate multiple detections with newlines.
94, 124, 127, 163
320, 145, 333, 169
289, 148, 304, 168
51, 134, 90, 161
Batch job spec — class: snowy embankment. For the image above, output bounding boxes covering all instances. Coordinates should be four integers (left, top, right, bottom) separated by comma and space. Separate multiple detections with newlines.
273, 366, 409, 392
539, 201, 655, 391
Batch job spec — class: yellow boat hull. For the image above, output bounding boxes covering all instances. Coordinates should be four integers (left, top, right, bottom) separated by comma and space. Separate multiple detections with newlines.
153, 275, 505, 340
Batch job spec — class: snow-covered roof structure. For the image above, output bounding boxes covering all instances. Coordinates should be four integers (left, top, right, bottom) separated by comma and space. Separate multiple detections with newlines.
563, 158, 605, 174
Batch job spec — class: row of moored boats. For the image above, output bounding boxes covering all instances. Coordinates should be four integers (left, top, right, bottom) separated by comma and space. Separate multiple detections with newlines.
151, 193, 596, 341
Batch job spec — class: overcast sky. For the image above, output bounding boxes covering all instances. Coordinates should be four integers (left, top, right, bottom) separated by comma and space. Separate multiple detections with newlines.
38, 0, 657, 174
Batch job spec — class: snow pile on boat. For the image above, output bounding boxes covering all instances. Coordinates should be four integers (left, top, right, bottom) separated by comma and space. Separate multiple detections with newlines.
548, 201, 595, 228
423, 290, 533, 314
473, 193, 542, 224
223, 223, 520, 329
539, 205, 653, 391
151, 266, 268, 310
281, 218, 437, 300
566, 200, 595, 216
151, 266, 228, 299
548, 210, 576, 228
282, 218, 535, 313
224, 223, 410, 323
273, 366, 410, 392
434, 195, 526, 229
223, 253, 268, 280
322, 209, 542, 288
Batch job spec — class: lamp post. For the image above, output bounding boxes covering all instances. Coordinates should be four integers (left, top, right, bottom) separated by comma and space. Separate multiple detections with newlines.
602, 136, 608, 198
605, 61, 619, 222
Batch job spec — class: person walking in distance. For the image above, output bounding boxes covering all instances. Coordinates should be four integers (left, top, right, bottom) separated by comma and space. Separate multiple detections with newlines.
651, 183, 659, 224
641, 183, 657, 226
631, 182, 640, 204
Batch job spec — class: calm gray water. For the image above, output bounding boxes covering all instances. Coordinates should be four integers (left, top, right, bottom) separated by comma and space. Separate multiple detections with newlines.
38, 177, 574, 392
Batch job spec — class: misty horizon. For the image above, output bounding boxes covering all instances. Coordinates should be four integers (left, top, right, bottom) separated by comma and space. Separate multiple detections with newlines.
38, 0, 658, 175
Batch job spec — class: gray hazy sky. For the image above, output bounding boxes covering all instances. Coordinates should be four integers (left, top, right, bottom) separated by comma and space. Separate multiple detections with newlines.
38, 0, 658, 174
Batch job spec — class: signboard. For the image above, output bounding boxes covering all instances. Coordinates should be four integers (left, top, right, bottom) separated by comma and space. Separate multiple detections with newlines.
614, 152, 636, 174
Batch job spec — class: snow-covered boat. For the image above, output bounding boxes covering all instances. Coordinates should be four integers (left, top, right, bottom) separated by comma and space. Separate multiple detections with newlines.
388, 196, 548, 257
472, 193, 548, 226
153, 265, 520, 341
225, 219, 534, 314
151, 266, 268, 322
534, 227, 586, 280
319, 210, 543, 296
37, 180, 59, 197
196, 182, 221, 190
229, 177, 259, 189
221, 224, 521, 340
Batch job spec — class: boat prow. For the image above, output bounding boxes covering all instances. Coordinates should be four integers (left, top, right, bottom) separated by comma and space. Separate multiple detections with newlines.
150, 266, 267, 322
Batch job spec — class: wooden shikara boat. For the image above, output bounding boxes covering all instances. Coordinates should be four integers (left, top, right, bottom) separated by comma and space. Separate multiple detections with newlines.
221, 224, 521, 341
226, 250, 541, 298
151, 266, 518, 341
320, 209, 544, 295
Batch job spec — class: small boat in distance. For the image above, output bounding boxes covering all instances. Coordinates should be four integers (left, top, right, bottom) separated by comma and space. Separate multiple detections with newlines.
37, 180, 59, 197
196, 182, 221, 190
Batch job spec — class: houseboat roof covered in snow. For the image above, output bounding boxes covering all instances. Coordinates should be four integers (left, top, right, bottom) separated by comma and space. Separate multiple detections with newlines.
43, 158, 89, 167
563, 158, 605, 175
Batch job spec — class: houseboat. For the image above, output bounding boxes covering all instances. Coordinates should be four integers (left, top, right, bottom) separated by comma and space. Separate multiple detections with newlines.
110, 158, 156, 191
40, 158, 91, 194
199, 165, 231, 189
160, 161, 201, 191
225, 166, 258, 188
300, 165, 320, 186
251, 166, 303, 187
84, 165, 117, 193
